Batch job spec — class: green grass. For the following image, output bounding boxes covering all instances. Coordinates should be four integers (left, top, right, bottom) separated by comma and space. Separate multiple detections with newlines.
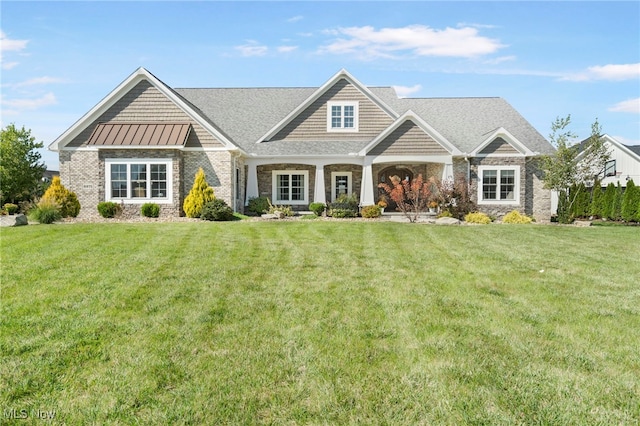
1, 222, 639, 424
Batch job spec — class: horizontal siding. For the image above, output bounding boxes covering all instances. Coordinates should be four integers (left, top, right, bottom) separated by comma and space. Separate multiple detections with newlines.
479, 137, 519, 155
270, 79, 393, 142
68, 80, 223, 148
368, 121, 449, 156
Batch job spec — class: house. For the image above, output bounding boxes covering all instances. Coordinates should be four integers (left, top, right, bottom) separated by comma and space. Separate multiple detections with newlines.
49, 67, 555, 220
596, 135, 640, 187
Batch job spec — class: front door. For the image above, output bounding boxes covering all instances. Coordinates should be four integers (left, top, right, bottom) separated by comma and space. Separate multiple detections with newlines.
378, 166, 414, 211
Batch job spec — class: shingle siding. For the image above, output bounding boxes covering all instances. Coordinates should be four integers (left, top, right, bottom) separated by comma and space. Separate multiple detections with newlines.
478, 137, 519, 155
368, 120, 449, 156
270, 79, 394, 142
67, 80, 223, 148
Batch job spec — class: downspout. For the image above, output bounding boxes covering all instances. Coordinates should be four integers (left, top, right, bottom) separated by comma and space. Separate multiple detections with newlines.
232, 153, 237, 213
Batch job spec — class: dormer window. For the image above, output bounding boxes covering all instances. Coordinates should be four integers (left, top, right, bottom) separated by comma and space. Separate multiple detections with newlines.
327, 101, 359, 132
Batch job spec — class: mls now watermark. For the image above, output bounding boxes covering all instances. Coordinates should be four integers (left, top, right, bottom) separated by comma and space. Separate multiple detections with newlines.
4, 408, 57, 420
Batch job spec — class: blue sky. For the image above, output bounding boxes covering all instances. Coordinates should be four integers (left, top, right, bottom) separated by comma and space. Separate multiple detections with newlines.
1, 1, 639, 170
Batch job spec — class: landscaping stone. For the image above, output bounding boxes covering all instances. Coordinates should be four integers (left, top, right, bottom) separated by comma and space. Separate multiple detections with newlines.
14, 214, 28, 226
574, 220, 592, 227
435, 217, 461, 225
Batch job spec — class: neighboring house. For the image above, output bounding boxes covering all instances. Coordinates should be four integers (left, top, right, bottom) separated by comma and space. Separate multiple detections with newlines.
49, 67, 555, 220
42, 169, 59, 183
597, 134, 640, 187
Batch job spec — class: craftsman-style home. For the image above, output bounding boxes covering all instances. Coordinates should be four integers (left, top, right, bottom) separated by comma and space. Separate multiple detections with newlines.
49, 68, 555, 219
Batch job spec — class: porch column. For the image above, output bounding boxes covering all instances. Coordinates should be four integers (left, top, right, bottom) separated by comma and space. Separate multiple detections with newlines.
245, 162, 259, 205
360, 157, 375, 206
314, 165, 326, 204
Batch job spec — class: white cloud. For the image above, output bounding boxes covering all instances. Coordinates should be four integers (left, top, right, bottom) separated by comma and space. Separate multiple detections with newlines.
287, 15, 303, 23
277, 45, 298, 53
392, 84, 422, 98
12, 76, 65, 88
562, 63, 640, 82
235, 41, 268, 57
318, 25, 505, 60
483, 55, 516, 65
608, 98, 640, 114
0, 30, 28, 51
2, 61, 18, 70
1, 92, 57, 110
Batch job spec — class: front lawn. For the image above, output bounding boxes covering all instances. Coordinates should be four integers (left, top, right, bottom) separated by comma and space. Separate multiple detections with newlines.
1, 222, 639, 424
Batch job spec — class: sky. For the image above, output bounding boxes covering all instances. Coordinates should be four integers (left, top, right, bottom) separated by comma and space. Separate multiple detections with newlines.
1, 1, 639, 170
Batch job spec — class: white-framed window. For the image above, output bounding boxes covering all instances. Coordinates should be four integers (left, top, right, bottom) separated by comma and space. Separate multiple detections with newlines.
478, 165, 519, 205
272, 170, 309, 205
327, 101, 359, 132
105, 159, 172, 203
604, 160, 616, 177
331, 171, 352, 201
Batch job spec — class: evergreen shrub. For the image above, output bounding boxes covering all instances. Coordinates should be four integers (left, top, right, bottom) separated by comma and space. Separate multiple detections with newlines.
97, 201, 121, 218
41, 176, 80, 217
183, 168, 215, 218
141, 203, 160, 218
621, 179, 640, 222
328, 194, 358, 218
361, 205, 381, 218
502, 210, 533, 224
201, 198, 234, 221
3, 203, 18, 214
464, 212, 491, 224
309, 202, 326, 216
247, 197, 270, 215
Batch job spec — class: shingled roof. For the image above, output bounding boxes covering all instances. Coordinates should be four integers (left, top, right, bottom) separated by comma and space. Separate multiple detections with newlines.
174, 86, 553, 156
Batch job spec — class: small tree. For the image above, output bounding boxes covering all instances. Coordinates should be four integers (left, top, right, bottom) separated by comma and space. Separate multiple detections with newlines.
378, 174, 433, 222
183, 168, 215, 218
437, 173, 476, 219
602, 183, 617, 220
590, 180, 604, 218
0, 124, 47, 205
541, 116, 610, 223
621, 179, 639, 222
40, 176, 81, 217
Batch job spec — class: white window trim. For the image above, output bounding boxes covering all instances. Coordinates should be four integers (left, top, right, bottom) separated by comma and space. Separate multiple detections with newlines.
477, 165, 520, 205
105, 158, 173, 204
272, 170, 309, 205
327, 101, 359, 132
331, 171, 353, 202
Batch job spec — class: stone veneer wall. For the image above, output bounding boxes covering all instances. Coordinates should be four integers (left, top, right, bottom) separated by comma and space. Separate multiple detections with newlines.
183, 150, 233, 212
468, 156, 551, 221
59, 150, 101, 218
256, 164, 316, 211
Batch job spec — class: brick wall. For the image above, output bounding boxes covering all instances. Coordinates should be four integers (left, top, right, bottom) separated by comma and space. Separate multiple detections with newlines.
183, 150, 233, 209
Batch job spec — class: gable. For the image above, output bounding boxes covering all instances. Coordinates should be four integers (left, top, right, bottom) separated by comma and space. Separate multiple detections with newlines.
268, 78, 394, 142
478, 137, 520, 155
66, 81, 223, 149
367, 120, 449, 156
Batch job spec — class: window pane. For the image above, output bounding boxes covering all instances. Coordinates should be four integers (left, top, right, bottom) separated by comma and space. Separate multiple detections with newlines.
111, 164, 127, 198
278, 174, 289, 201
500, 170, 515, 200
291, 174, 304, 201
150, 164, 167, 198
605, 160, 616, 177
331, 106, 342, 128
335, 175, 349, 198
131, 164, 147, 198
343, 106, 354, 128
483, 170, 497, 200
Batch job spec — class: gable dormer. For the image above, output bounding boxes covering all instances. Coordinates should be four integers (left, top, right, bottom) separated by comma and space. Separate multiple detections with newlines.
471, 128, 534, 157
259, 70, 397, 143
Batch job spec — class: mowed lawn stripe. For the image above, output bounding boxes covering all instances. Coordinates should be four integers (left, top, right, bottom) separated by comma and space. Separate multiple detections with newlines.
1, 222, 638, 424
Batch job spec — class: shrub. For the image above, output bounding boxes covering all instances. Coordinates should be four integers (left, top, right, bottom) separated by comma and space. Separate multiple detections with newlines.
267, 203, 294, 217
201, 198, 234, 221
97, 201, 122, 218
247, 196, 270, 215
29, 199, 61, 224
502, 210, 533, 224
621, 179, 640, 222
590, 182, 604, 218
464, 211, 491, 224
3, 203, 18, 214
309, 202, 326, 216
183, 168, 215, 218
378, 174, 436, 223
361, 205, 381, 218
437, 210, 453, 218
327, 193, 358, 218
141, 203, 160, 218
40, 176, 80, 217
437, 174, 476, 220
